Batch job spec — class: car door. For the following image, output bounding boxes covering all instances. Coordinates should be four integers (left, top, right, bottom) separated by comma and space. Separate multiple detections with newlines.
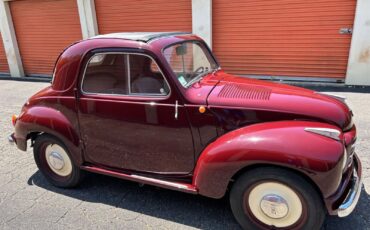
77, 51, 194, 174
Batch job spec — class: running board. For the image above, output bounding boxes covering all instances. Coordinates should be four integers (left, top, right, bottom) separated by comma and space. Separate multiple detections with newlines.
81, 165, 198, 194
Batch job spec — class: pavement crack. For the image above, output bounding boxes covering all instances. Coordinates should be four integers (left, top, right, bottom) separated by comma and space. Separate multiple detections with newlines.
4, 190, 47, 224
55, 199, 84, 224
55, 209, 69, 224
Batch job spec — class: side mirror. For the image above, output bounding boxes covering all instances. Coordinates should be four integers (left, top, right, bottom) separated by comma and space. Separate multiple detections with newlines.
176, 44, 187, 56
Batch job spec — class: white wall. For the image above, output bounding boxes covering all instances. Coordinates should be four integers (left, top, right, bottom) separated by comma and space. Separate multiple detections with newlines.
345, 0, 370, 85
0, 0, 24, 77
77, 0, 99, 39
192, 0, 212, 49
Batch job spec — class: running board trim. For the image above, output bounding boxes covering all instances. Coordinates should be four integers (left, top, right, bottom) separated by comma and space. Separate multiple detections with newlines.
81, 165, 198, 194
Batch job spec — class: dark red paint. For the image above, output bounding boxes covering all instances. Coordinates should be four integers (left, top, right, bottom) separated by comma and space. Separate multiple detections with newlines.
12, 33, 359, 216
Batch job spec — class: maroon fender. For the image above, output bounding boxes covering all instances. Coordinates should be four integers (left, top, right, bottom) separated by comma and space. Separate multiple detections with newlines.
14, 105, 83, 165
192, 121, 345, 199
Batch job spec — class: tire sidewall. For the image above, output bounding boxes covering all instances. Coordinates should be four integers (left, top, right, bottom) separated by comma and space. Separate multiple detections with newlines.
33, 134, 82, 188
229, 167, 325, 230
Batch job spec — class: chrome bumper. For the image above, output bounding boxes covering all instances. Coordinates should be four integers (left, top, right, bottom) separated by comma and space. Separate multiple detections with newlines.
8, 134, 15, 145
337, 154, 362, 217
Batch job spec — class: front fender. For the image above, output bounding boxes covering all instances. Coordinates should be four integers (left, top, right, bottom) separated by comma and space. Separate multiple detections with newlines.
193, 121, 345, 199
14, 105, 83, 165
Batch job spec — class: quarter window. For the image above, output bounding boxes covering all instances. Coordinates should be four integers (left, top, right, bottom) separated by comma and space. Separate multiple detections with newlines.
82, 53, 169, 96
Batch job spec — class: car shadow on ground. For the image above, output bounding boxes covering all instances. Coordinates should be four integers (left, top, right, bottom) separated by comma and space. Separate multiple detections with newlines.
27, 170, 369, 230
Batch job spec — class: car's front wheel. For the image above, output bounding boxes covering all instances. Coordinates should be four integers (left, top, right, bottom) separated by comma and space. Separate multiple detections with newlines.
33, 134, 84, 188
230, 167, 325, 230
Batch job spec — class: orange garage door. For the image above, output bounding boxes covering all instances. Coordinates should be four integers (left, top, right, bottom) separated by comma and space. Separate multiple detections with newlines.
10, 0, 82, 76
95, 0, 192, 34
213, 0, 356, 79
0, 33, 9, 74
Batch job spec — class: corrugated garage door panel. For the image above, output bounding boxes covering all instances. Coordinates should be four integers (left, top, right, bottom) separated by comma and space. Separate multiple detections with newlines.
10, 0, 82, 76
213, 0, 356, 78
0, 33, 9, 73
95, 0, 192, 33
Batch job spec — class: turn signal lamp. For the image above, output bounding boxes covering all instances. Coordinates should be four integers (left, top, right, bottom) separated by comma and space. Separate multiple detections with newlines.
11, 115, 18, 126
199, 106, 206, 114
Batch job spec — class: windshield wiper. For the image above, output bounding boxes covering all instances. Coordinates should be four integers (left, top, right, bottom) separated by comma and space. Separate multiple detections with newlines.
185, 71, 209, 88
184, 67, 219, 88
184, 75, 203, 88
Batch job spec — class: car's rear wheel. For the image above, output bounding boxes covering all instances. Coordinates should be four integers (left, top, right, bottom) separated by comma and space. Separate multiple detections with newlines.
33, 134, 84, 188
230, 167, 325, 230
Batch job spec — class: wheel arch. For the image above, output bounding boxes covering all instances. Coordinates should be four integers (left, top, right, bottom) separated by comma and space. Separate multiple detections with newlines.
228, 163, 324, 201
31, 131, 83, 166
229, 162, 327, 229
192, 121, 345, 199
14, 106, 83, 165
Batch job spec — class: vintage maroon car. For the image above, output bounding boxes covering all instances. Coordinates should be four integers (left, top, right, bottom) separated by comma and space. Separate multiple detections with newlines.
9, 32, 361, 229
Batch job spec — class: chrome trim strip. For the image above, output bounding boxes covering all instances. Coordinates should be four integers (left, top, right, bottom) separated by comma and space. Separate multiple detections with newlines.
304, 127, 341, 141
175, 100, 178, 119
126, 54, 131, 94
81, 165, 197, 194
80, 97, 184, 107
130, 174, 191, 190
338, 157, 362, 217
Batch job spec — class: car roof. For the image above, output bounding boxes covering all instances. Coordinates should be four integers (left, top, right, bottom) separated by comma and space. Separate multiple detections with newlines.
91, 32, 191, 43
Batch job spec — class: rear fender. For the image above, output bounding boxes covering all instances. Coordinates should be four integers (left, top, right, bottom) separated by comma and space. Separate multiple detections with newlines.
193, 121, 345, 199
14, 106, 83, 165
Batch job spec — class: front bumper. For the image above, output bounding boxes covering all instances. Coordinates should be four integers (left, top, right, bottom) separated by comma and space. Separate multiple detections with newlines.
8, 133, 27, 151
8, 133, 15, 144
326, 153, 362, 217
337, 153, 362, 217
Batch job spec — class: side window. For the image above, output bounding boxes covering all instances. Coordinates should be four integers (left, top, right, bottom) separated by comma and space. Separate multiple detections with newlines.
82, 53, 128, 94
129, 54, 169, 95
82, 53, 169, 96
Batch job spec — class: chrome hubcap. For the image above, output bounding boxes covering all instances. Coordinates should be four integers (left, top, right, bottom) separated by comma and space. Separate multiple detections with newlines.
48, 152, 65, 170
248, 182, 303, 228
260, 194, 289, 219
45, 144, 72, 177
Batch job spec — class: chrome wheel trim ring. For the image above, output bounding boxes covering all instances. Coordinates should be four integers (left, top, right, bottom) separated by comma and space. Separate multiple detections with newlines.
248, 182, 303, 228
45, 144, 72, 177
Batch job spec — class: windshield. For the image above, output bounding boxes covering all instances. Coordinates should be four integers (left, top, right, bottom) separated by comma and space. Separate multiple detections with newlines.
163, 41, 218, 88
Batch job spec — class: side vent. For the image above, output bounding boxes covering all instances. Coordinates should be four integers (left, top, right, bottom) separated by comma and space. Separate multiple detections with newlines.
218, 84, 271, 100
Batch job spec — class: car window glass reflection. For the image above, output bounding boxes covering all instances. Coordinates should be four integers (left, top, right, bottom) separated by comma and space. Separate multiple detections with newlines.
129, 54, 169, 95
82, 53, 169, 96
82, 54, 127, 94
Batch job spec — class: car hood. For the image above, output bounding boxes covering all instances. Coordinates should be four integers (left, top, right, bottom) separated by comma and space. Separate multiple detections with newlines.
203, 71, 352, 129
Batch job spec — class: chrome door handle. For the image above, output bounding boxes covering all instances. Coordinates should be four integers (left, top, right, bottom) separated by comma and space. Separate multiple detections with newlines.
175, 100, 178, 120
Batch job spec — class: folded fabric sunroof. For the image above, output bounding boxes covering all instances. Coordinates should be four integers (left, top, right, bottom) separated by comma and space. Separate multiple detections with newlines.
91, 32, 191, 42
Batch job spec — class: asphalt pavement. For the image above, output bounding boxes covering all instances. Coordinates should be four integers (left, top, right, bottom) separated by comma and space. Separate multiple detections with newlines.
0, 80, 369, 230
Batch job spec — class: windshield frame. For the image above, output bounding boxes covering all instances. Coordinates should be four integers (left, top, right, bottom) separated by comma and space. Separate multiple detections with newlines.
161, 40, 220, 89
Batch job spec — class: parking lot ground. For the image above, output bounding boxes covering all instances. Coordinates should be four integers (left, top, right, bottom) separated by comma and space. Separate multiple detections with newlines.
0, 80, 369, 230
